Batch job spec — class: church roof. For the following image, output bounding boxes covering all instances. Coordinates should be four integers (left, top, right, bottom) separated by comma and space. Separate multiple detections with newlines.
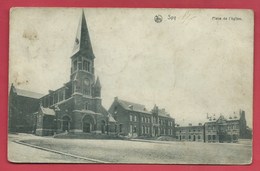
72, 10, 94, 58
14, 87, 44, 99
40, 106, 55, 116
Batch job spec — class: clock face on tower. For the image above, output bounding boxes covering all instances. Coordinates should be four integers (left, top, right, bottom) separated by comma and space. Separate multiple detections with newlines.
84, 79, 90, 86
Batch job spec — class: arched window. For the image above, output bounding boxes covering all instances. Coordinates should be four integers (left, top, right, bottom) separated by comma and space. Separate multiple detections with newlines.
84, 102, 88, 110
83, 60, 91, 72
82, 78, 91, 95
119, 124, 123, 133
62, 116, 71, 132
73, 60, 77, 72
133, 126, 137, 133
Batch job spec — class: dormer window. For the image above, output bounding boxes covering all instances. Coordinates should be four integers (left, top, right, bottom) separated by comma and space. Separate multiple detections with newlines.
128, 105, 133, 110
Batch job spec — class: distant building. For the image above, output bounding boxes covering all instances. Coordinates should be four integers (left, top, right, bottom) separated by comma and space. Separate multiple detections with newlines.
175, 123, 204, 142
108, 97, 175, 137
176, 110, 249, 143
204, 110, 247, 143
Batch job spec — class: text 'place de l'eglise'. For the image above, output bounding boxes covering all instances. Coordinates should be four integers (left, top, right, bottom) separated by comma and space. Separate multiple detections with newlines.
9, 11, 252, 143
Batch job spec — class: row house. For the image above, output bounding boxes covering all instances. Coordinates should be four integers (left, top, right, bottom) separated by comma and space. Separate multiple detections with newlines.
108, 97, 175, 137
175, 110, 248, 143
175, 123, 204, 142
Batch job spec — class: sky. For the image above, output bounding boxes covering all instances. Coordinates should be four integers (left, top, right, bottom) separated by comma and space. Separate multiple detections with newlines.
9, 8, 254, 127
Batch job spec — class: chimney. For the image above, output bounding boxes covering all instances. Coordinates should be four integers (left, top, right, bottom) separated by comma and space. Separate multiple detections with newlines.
189, 123, 192, 126
239, 110, 245, 119
114, 96, 118, 101
198, 123, 202, 126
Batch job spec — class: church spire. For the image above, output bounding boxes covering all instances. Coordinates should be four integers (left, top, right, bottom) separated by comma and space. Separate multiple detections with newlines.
72, 10, 95, 59
94, 76, 101, 88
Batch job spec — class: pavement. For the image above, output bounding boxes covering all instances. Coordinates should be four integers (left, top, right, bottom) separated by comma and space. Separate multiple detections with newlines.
8, 133, 96, 163
8, 133, 252, 164
8, 141, 92, 163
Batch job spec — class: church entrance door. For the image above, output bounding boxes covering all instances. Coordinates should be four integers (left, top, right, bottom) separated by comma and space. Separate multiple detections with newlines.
101, 120, 106, 134
83, 123, 91, 133
82, 115, 94, 133
62, 116, 70, 132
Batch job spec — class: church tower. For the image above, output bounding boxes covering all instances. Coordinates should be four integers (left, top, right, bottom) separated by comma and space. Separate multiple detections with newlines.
70, 10, 100, 99
66, 10, 105, 133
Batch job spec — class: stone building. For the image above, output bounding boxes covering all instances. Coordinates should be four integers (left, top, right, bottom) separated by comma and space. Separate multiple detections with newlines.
204, 110, 247, 143
175, 123, 204, 142
8, 84, 44, 133
175, 110, 248, 143
34, 11, 117, 136
108, 97, 175, 137
9, 11, 116, 136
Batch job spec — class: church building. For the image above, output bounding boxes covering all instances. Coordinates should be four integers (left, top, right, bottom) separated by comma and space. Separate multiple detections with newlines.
9, 11, 116, 136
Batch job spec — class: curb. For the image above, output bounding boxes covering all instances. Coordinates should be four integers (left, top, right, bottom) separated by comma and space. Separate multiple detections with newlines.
129, 139, 175, 144
129, 139, 252, 147
14, 140, 110, 163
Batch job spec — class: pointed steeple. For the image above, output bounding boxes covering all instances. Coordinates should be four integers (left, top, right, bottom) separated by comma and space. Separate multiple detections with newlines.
72, 10, 95, 59
93, 76, 101, 97
94, 76, 101, 88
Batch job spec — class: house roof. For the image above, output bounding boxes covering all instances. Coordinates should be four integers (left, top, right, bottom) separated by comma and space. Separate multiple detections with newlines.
40, 106, 55, 116
205, 114, 240, 124
15, 88, 44, 99
108, 113, 117, 122
157, 108, 171, 118
101, 106, 116, 122
116, 99, 151, 114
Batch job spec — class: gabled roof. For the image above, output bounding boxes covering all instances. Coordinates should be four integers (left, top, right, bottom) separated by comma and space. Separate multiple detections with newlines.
227, 117, 240, 121
15, 88, 44, 99
40, 106, 55, 116
101, 106, 116, 122
205, 114, 240, 124
116, 98, 151, 114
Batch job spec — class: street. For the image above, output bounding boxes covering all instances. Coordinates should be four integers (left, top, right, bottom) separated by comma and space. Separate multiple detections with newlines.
8, 133, 252, 164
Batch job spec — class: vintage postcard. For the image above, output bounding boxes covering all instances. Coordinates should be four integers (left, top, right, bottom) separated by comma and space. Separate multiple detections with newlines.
8, 8, 253, 164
